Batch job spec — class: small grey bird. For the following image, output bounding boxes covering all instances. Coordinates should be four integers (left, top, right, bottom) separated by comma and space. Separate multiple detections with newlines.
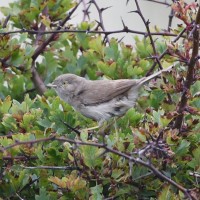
48, 64, 174, 126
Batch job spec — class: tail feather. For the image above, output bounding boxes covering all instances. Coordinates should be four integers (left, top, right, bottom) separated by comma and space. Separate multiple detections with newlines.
138, 63, 176, 86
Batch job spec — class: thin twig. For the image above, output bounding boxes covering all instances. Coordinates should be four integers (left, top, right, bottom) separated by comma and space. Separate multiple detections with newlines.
23, 165, 80, 170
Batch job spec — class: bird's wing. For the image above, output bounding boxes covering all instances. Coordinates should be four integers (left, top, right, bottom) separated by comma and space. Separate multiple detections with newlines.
77, 79, 138, 105
76, 63, 175, 106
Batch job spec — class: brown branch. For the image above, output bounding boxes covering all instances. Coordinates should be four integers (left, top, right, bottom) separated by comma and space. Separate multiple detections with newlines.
134, 0, 173, 103
146, 27, 187, 76
0, 28, 179, 37
32, 2, 81, 61
34, 6, 49, 45
91, 0, 111, 43
144, 0, 171, 6
134, 0, 157, 56
168, 8, 175, 32
2, 15, 11, 28
23, 165, 80, 170
174, 7, 200, 130
31, 66, 47, 95
82, 0, 91, 21
30, 1, 81, 95
3, 156, 37, 160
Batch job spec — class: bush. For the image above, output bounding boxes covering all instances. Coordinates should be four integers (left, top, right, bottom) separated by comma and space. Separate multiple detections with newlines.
0, 0, 199, 199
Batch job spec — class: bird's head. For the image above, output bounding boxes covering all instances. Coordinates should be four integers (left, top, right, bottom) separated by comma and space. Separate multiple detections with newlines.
47, 74, 85, 98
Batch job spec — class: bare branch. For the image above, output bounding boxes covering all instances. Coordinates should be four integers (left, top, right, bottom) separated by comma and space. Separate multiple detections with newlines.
23, 165, 80, 170
2, 14, 10, 28
0, 28, 179, 37
30, 2, 81, 95
91, 0, 111, 43
144, 0, 171, 6
174, 7, 200, 130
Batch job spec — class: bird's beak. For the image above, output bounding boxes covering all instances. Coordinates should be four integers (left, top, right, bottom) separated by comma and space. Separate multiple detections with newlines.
46, 83, 57, 88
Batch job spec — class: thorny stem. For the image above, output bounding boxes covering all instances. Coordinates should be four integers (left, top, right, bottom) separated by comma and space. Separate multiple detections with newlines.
134, 0, 173, 103
1, 28, 179, 37
31, 2, 81, 95
146, 27, 187, 76
91, 0, 110, 43
174, 7, 200, 130
134, 0, 157, 57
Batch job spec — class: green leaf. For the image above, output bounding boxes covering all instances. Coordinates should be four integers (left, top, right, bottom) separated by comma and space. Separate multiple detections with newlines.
37, 118, 52, 128
135, 36, 153, 58
89, 36, 103, 55
0, 96, 12, 114
158, 185, 176, 200
175, 139, 190, 156
152, 109, 164, 126
112, 169, 124, 180
187, 147, 200, 169
35, 187, 50, 200
90, 185, 103, 200
190, 98, 200, 108
104, 39, 119, 60
191, 81, 200, 97
2, 114, 18, 131
131, 128, 146, 142
150, 89, 165, 109
80, 145, 103, 168
21, 113, 35, 129
125, 108, 142, 126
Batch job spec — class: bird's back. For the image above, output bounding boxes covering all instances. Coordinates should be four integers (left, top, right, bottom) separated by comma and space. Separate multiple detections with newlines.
77, 79, 139, 106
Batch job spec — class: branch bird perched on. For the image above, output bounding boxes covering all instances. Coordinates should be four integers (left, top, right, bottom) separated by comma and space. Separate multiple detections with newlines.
48, 64, 175, 126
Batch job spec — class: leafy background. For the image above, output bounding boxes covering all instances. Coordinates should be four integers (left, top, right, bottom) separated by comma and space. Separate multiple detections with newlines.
0, 0, 200, 199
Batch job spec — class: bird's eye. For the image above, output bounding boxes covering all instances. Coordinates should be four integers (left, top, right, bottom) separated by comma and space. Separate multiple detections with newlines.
63, 81, 68, 85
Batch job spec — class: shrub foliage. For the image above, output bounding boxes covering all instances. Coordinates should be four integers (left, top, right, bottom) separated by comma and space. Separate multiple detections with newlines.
0, 0, 200, 199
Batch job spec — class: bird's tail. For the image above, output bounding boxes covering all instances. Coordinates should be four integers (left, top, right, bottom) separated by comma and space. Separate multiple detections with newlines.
138, 63, 176, 85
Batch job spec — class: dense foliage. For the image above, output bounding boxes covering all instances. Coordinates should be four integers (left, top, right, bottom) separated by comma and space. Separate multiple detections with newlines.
0, 0, 199, 199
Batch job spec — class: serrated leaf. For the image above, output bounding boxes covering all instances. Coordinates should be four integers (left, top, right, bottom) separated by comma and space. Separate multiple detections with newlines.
48, 177, 66, 188
150, 89, 165, 109
158, 185, 176, 200
35, 187, 50, 200
80, 145, 103, 168
0, 96, 12, 114
191, 81, 200, 97
125, 108, 142, 126
90, 185, 103, 200
21, 113, 35, 129
2, 114, 18, 131
112, 169, 124, 179
175, 139, 190, 156
187, 147, 200, 169
89, 36, 103, 55
37, 118, 52, 128
131, 128, 146, 142
152, 109, 164, 126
